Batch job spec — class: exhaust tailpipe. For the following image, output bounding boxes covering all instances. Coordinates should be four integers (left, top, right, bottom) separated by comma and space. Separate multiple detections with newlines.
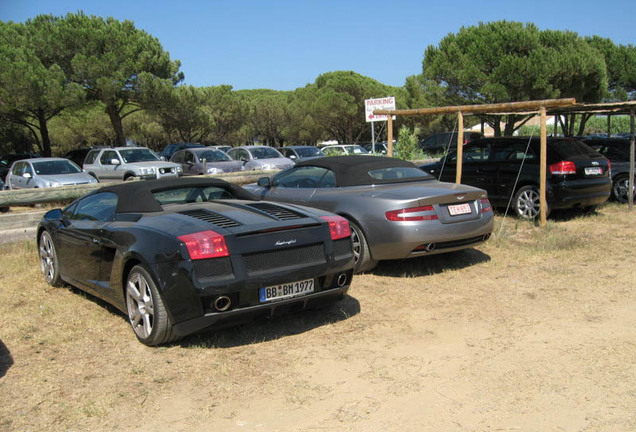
213, 296, 232, 312
482, 234, 491, 241
425, 243, 436, 252
337, 273, 348, 287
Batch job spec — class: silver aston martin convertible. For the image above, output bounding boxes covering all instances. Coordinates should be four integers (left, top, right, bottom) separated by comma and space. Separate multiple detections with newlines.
244, 155, 494, 272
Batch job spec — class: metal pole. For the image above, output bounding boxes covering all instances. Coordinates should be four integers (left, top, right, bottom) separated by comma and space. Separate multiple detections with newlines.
387, 115, 393, 157
607, 115, 611, 138
455, 111, 464, 184
371, 122, 375, 153
629, 108, 635, 211
540, 106, 547, 227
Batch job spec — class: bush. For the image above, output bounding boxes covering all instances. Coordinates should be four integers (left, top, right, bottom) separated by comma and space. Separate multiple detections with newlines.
395, 126, 423, 161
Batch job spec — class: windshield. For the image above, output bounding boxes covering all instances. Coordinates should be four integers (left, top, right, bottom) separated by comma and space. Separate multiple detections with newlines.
153, 186, 235, 204
367, 167, 434, 181
197, 150, 232, 162
296, 147, 324, 157
33, 160, 81, 175
346, 145, 368, 154
119, 149, 161, 163
250, 147, 282, 160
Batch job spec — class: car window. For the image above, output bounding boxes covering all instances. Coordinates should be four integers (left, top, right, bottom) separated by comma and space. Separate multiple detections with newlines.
323, 147, 344, 156
272, 166, 333, 188
171, 151, 184, 163
100, 150, 119, 165
601, 146, 629, 161
296, 147, 323, 157
11, 162, 25, 175
184, 151, 195, 163
250, 147, 281, 160
197, 150, 231, 162
491, 142, 536, 162
84, 150, 99, 165
70, 192, 118, 222
463, 142, 491, 161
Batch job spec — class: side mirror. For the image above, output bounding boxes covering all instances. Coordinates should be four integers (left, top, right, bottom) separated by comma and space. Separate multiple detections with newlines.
44, 208, 70, 227
110, 158, 121, 165
257, 177, 271, 188
288, 154, 296, 160
23, 172, 32, 178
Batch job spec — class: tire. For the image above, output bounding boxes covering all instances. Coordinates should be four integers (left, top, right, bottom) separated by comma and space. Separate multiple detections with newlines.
349, 221, 377, 273
512, 185, 547, 220
612, 175, 634, 203
124, 175, 138, 182
125, 265, 178, 346
39, 230, 63, 287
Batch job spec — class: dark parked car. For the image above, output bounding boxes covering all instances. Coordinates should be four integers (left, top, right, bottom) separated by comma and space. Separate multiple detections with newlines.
159, 143, 204, 160
420, 137, 611, 219
37, 178, 354, 345
582, 138, 635, 203
244, 156, 493, 273
419, 132, 483, 153
62, 148, 95, 168
278, 146, 326, 162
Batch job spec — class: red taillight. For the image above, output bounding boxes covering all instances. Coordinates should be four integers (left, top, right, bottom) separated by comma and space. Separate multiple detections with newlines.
550, 161, 576, 175
480, 198, 492, 213
320, 215, 351, 240
386, 205, 438, 221
178, 230, 229, 260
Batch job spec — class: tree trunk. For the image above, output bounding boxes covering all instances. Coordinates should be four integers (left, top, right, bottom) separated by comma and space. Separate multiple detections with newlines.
36, 109, 53, 157
106, 103, 127, 146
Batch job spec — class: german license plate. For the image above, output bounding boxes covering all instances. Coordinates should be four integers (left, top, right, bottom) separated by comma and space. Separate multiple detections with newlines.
259, 279, 315, 303
585, 167, 603, 175
448, 203, 472, 216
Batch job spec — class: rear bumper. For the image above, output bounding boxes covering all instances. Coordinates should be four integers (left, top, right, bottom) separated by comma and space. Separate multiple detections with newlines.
172, 284, 349, 337
364, 212, 494, 261
548, 178, 611, 209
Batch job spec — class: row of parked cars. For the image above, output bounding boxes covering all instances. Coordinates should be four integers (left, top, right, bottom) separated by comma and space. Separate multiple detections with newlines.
24, 134, 634, 346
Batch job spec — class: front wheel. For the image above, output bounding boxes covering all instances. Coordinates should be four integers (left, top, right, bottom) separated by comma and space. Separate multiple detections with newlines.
513, 185, 548, 220
349, 221, 377, 273
39, 230, 63, 287
125, 265, 178, 346
612, 175, 635, 203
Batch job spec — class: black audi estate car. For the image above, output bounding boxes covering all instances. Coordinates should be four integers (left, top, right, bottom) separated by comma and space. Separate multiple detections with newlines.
582, 138, 635, 203
420, 137, 611, 219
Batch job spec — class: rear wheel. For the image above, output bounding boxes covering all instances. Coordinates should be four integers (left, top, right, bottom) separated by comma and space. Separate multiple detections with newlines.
612, 175, 635, 203
513, 185, 547, 220
349, 221, 377, 273
125, 265, 178, 346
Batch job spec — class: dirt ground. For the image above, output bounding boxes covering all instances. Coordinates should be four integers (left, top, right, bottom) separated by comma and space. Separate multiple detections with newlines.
1, 205, 635, 431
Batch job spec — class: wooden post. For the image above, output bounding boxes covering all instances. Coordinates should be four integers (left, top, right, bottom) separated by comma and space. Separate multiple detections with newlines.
456, 111, 464, 184
387, 113, 394, 157
629, 108, 635, 211
540, 106, 548, 227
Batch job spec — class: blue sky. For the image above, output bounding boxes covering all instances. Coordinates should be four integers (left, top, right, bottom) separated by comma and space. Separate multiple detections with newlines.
1, 0, 634, 91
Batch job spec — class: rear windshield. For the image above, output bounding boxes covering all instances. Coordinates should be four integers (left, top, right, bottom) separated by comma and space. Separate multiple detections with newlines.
367, 167, 434, 181
153, 186, 235, 204
550, 140, 599, 157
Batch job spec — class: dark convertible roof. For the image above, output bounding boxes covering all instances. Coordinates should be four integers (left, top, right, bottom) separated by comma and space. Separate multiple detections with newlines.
91, 177, 256, 213
295, 155, 429, 186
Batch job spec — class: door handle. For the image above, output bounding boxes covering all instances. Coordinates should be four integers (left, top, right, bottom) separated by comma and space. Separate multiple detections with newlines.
92, 238, 100, 244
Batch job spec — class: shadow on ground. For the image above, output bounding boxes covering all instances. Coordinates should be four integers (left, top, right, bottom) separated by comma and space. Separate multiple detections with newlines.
370, 248, 491, 278
0, 340, 13, 379
178, 294, 361, 349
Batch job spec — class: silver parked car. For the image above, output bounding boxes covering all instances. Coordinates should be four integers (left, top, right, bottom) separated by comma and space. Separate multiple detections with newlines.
6, 157, 98, 189
170, 147, 244, 176
83, 147, 182, 181
278, 146, 326, 162
245, 155, 494, 272
226, 146, 294, 171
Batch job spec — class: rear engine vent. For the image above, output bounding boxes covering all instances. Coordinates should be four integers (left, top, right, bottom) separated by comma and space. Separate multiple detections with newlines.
246, 203, 305, 220
178, 209, 241, 228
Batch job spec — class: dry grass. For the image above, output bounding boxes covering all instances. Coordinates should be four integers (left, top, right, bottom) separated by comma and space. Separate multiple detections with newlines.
1, 203, 635, 431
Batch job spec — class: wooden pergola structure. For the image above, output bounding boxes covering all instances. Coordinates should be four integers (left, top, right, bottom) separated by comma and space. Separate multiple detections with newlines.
375, 99, 636, 227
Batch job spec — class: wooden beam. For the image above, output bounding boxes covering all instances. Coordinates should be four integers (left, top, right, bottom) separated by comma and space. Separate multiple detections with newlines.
540, 106, 548, 227
373, 98, 576, 117
630, 108, 635, 211
387, 114, 394, 157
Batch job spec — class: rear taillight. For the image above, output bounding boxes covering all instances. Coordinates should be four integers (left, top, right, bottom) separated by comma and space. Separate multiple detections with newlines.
549, 161, 576, 175
480, 198, 492, 213
178, 230, 229, 260
386, 205, 438, 221
320, 215, 351, 240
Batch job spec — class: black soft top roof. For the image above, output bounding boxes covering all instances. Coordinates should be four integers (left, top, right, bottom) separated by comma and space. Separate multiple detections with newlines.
294, 155, 430, 186
91, 177, 256, 213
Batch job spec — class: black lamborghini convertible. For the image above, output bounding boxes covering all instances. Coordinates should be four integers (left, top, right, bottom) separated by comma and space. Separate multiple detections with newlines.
37, 178, 354, 345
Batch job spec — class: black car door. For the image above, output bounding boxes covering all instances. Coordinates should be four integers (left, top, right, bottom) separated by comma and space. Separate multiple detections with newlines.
56, 192, 118, 294
490, 140, 538, 203
437, 141, 492, 188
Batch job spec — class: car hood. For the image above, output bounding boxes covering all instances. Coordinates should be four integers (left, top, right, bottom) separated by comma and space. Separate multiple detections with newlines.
249, 158, 294, 168
37, 173, 97, 185
205, 161, 244, 171
127, 161, 180, 168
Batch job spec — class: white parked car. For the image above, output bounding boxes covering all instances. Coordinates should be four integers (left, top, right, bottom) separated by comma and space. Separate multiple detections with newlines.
83, 147, 182, 181
6, 157, 98, 189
